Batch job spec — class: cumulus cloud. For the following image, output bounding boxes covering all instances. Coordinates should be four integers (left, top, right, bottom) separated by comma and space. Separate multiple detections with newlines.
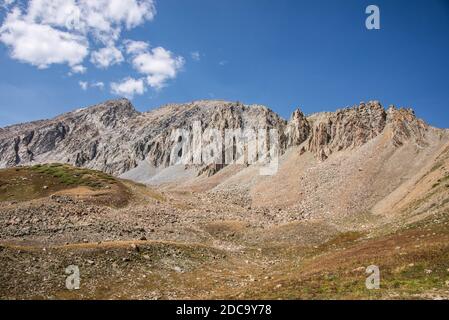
0, 0, 155, 69
124, 39, 149, 55
127, 42, 185, 90
0, 1, 184, 96
111, 77, 145, 98
0, 8, 89, 69
70, 65, 87, 74
23, 0, 156, 43
90, 45, 124, 68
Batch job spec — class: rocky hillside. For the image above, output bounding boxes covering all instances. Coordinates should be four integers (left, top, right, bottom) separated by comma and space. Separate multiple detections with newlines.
1, 99, 449, 300
0, 99, 441, 177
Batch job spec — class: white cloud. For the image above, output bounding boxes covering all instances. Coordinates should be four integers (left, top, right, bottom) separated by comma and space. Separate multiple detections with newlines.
79, 81, 88, 90
128, 44, 184, 90
0, 0, 156, 70
90, 45, 123, 68
191, 51, 200, 61
26, 0, 80, 29
111, 77, 145, 98
0, 8, 89, 69
71, 65, 87, 74
78, 81, 104, 91
92, 81, 104, 90
1, 1, 183, 95
23, 0, 156, 43
78, 80, 104, 91
219, 60, 228, 66
104, 0, 156, 29
124, 39, 149, 55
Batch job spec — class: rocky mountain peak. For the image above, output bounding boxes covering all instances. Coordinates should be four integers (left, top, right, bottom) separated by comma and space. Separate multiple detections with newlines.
306, 101, 387, 160
386, 105, 428, 147
286, 108, 310, 147
74, 99, 139, 126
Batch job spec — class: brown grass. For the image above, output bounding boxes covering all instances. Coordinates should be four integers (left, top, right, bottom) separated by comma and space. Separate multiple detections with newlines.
0, 164, 131, 207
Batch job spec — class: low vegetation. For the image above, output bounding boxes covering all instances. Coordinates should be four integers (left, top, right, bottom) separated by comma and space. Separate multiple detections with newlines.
0, 164, 130, 207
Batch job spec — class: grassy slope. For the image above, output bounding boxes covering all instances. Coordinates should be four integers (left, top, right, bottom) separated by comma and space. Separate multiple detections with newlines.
0, 164, 131, 207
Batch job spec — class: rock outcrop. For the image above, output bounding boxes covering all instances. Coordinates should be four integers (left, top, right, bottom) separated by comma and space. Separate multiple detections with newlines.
386, 106, 429, 147
307, 101, 387, 160
286, 109, 310, 148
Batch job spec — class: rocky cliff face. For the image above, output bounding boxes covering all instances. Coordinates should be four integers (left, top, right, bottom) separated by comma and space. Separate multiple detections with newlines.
386, 106, 429, 147
285, 109, 310, 148
0, 99, 433, 176
306, 102, 388, 160
0, 99, 141, 174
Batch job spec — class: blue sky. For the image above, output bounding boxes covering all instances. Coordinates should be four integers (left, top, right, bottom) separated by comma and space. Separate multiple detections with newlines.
0, 0, 448, 128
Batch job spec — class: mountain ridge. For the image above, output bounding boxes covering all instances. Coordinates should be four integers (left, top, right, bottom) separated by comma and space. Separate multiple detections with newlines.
0, 98, 445, 178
